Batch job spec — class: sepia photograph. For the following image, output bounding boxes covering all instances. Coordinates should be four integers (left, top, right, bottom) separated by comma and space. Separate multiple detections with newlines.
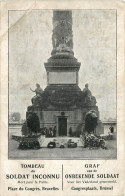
8, 9, 117, 159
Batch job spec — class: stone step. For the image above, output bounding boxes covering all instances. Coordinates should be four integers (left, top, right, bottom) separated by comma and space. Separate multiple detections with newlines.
11, 133, 84, 148
38, 136, 83, 147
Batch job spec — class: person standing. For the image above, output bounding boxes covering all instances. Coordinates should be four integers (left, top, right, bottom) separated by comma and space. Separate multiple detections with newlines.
69, 127, 72, 137
109, 125, 114, 133
53, 126, 56, 137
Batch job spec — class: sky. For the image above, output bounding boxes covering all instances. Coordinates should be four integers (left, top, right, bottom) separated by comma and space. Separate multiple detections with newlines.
9, 10, 116, 120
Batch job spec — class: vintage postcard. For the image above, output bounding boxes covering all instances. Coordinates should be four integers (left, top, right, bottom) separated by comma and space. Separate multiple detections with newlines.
0, 0, 125, 195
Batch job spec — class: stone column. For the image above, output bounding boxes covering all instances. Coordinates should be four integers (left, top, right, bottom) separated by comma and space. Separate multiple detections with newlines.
51, 11, 74, 57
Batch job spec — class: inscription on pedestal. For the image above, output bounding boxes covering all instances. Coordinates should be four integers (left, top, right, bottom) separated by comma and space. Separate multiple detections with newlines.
48, 72, 77, 84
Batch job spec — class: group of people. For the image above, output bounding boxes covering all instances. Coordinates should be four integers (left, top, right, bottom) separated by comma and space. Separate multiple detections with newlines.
40, 127, 73, 138
41, 126, 56, 138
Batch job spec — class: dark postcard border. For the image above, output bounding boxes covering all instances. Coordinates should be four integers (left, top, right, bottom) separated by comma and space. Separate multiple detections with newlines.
8, 9, 117, 160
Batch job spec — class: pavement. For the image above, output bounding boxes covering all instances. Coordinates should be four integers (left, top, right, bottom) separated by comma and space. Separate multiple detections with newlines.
9, 131, 117, 159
